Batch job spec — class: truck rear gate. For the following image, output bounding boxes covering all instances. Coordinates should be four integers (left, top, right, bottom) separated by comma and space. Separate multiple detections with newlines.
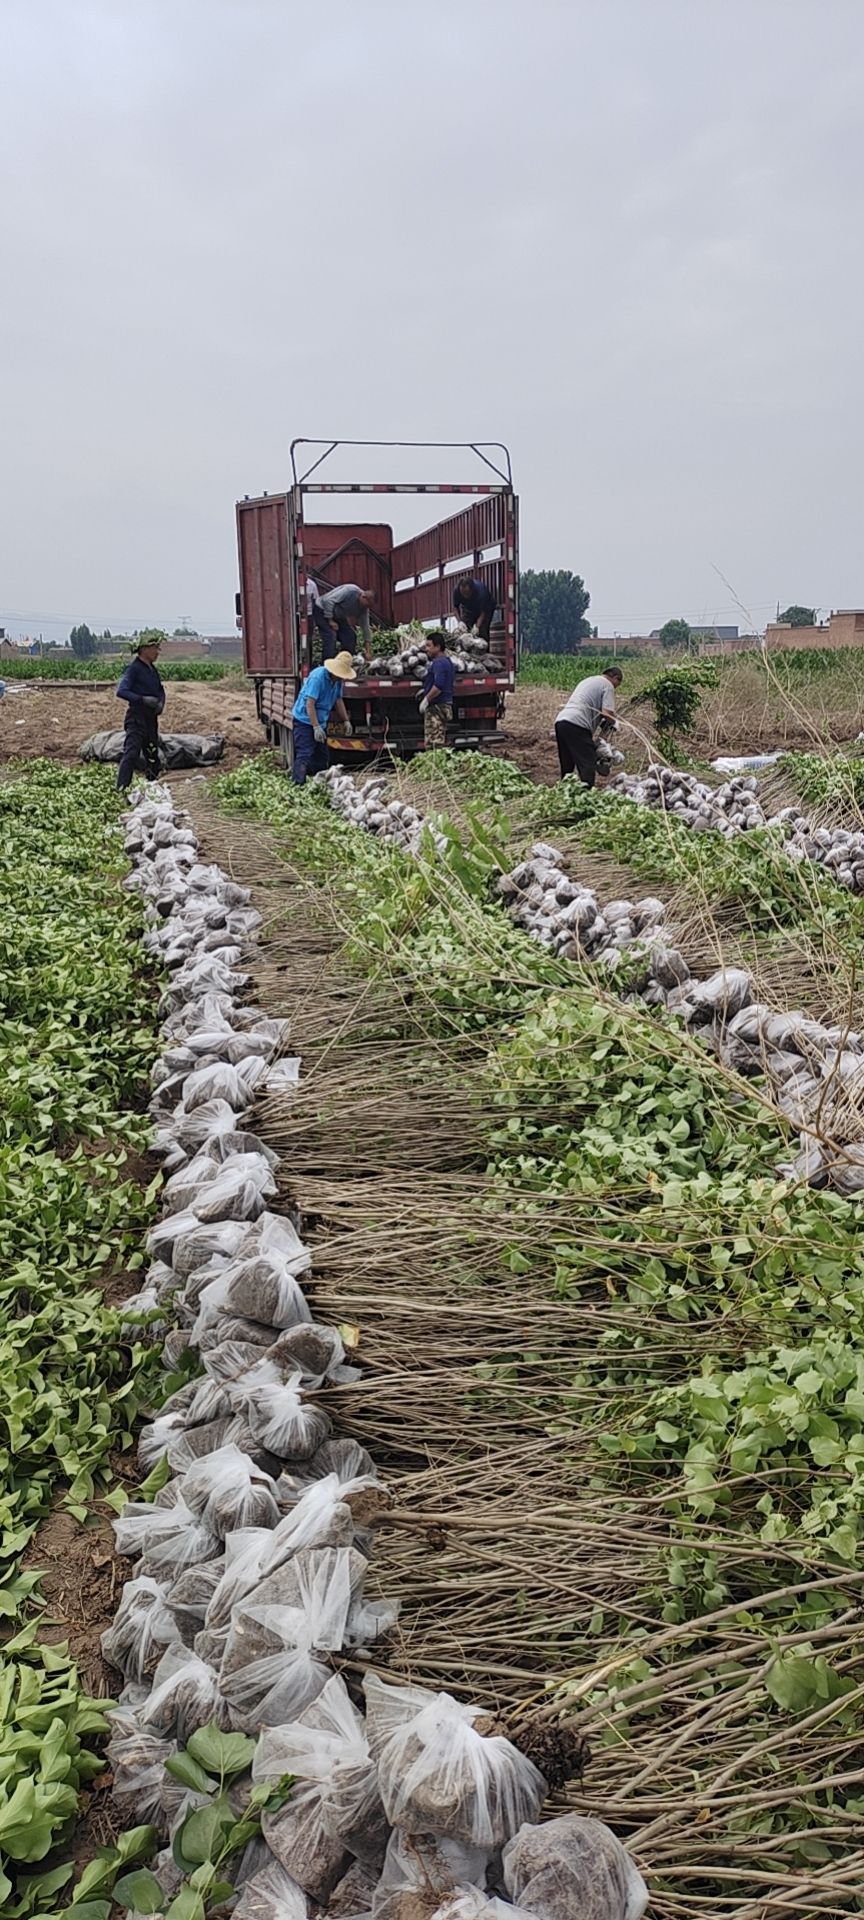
236, 440, 518, 764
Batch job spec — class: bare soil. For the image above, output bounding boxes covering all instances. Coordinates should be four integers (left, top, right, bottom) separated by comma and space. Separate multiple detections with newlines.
0, 680, 263, 769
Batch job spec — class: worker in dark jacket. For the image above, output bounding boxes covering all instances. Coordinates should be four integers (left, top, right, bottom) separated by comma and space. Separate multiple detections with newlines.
453, 575, 495, 643
418, 632, 456, 749
115, 635, 165, 791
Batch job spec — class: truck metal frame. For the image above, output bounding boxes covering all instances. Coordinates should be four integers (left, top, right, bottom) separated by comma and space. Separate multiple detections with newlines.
236, 438, 519, 764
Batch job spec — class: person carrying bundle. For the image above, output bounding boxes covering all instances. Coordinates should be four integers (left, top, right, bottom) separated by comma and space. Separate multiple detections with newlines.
291, 650, 356, 785
115, 634, 166, 790
318, 583, 374, 660
452, 574, 495, 643
418, 631, 456, 749
554, 665, 622, 787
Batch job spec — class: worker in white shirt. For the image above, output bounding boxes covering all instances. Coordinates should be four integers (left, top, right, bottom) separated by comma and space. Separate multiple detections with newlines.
554, 667, 622, 785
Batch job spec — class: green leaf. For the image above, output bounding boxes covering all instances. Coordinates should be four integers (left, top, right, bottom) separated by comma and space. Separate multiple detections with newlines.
137, 1454, 171, 1503
112, 1869, 165, 1914
164, 1887, 206, 1920
113, 1825, 159, 1866
173, 1797, 233, 1871
164, 1751, 216, 1794
766, 1654, 821, 1713
186, 1726, 255, 1782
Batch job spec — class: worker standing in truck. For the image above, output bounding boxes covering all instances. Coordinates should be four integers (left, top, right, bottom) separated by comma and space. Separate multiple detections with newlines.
115, 635, 165, 791
306, 576, 335, 661
419, 631, 456, 749
554, 666, 622, 787
291, 650, 356, 785
319, 584, 374, 661
452, 574, 495, 643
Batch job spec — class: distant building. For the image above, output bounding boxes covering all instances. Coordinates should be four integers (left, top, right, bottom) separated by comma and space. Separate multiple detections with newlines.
648, 624, 739, 642
763, 610, 864, 651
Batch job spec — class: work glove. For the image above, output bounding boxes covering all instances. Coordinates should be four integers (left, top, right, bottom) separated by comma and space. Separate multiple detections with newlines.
141, 696, 160, 709
313, 724, 327, 744
342, 719, 353, 737
418, 697, 429, 715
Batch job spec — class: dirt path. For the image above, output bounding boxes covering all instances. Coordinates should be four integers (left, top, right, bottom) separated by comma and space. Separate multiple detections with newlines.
0, 681, 264, 769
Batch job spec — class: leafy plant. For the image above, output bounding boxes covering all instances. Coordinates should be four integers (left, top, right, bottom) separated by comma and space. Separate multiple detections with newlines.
111, 1729, 293, 1920
630, 661, 720, 758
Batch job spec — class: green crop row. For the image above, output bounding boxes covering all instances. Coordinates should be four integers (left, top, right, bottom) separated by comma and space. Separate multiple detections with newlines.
0, 658, 239, 683
0, 763, 162, 1914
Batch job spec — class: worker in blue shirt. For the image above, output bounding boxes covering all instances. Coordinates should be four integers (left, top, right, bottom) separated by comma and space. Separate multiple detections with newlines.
418, 631, 456, 749
291, 650, 356, 785
115, 635, 166, 790
452, 575, 495, 644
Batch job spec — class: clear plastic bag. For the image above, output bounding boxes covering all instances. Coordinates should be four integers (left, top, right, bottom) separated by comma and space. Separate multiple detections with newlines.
181, 1443, 281, 1537
138, 1645, 230, 1744
253, 1673, 387, 1865
219, 1548, 359, 1729
206, 1477, 357, 1630
268, 1323, 345, 1384
222, 1257, 312, 1332
364, 1676, 546, 1849
162, 1152, 224, 1213
233, 1859, 310, 1920
171, 1216, 252, 1279
147, 1208, 202, 1263
373, 1832, 491, 1920
114, 1498, 220, 1578
329, 1856, 379, 1917
431, 1895, 536, 1920
502, 1816, 649, 1920
170, 1098, 240, 1149
261, 1783, 348, 1903
106, 1708, 176, 1833
227, 1363, 331, 1461
202, 1334, 281, 1380
166, 1556, 226, 1632
190, 1153, 278, 1224
100, 1575, 181, 1682
183, 1057, 266, 1114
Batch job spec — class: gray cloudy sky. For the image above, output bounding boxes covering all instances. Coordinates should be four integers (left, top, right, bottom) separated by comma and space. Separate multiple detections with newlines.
2, 0, 863, 642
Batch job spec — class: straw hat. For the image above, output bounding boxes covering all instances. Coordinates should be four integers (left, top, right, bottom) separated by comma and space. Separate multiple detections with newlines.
325, 651, 357, 680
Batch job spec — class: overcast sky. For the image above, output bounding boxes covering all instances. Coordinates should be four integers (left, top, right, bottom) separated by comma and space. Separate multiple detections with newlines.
2, 0, 863, 642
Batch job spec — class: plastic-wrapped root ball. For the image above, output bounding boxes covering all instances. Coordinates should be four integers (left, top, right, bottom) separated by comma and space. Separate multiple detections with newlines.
180, 1443, 281, 1538
364, 1674, 546, 1850
502, 1815, 649, 1920
100, 1575, 181, 1683
137, 1646, 230, 1745
227, 1362, 331, 1460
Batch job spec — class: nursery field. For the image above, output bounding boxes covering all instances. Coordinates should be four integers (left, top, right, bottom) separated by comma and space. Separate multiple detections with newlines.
6, 699, 864, 1919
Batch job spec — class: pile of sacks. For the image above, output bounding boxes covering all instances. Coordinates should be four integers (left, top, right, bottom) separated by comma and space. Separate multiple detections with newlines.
611, 764, 864, 893
610, 766, 769, 836
355, 627, 503, 683
497, 841, 684, 1006
495, 840, 864, 1193
111, 785, 648, 1920
320, 768, 448, 856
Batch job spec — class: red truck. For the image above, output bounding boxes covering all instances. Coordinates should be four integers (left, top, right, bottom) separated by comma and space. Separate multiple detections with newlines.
235, 438, 519, 764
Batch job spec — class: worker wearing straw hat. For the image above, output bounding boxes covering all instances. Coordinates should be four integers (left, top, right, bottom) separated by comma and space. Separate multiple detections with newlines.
291, 650, 356, 785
